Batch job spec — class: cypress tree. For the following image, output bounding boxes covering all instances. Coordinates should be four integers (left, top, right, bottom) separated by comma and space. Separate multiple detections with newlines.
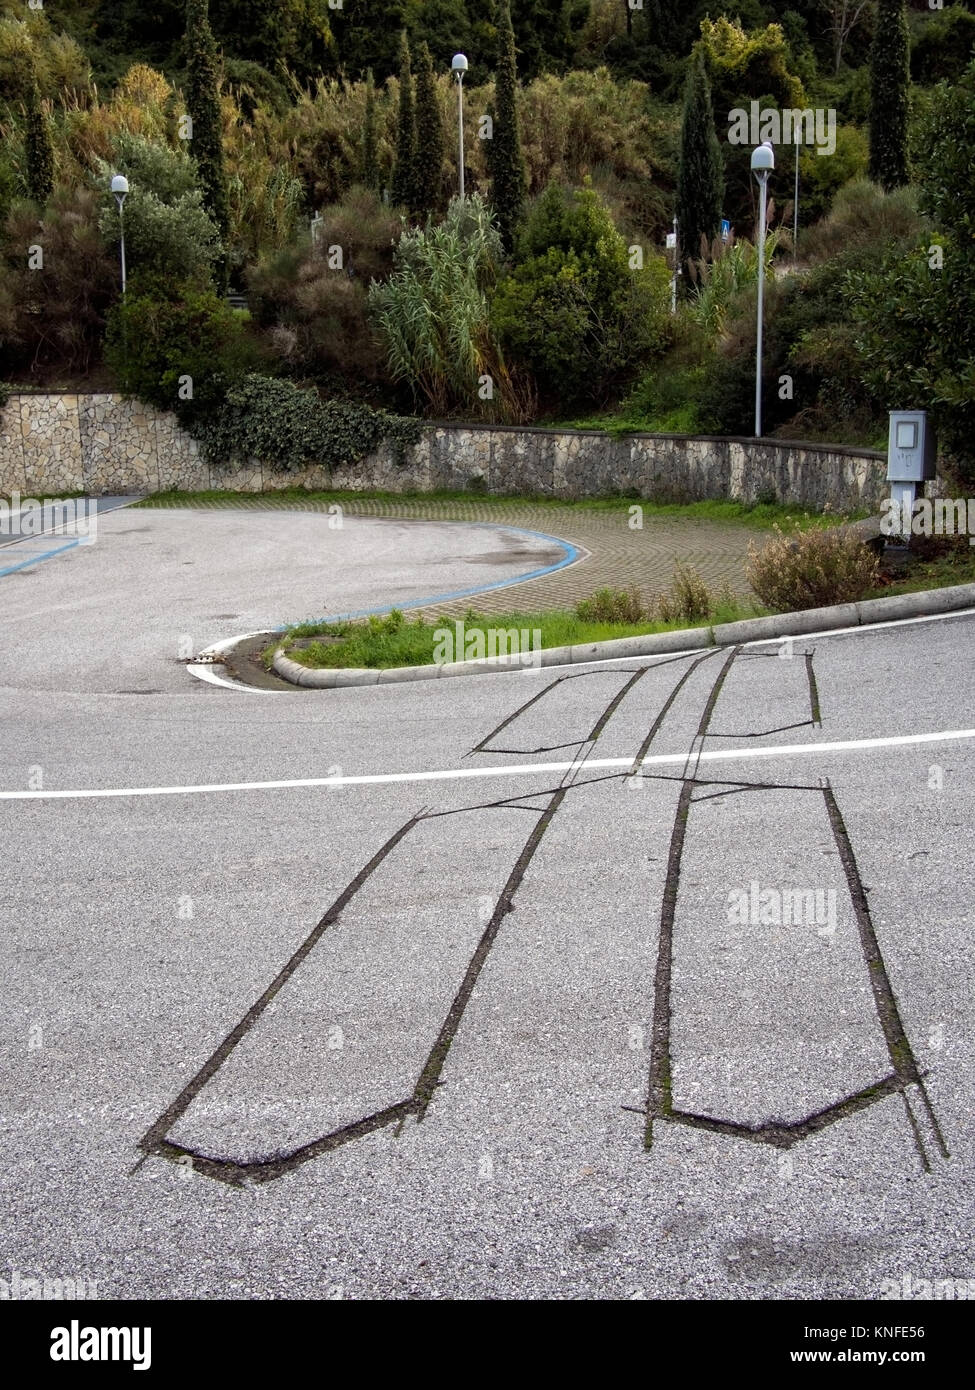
869, 0, 911, 192
390, 32, 417, 212
413, 42, 444, 216
488, 0, 526, 254
24, 82, 54, 207
185, 0, 230, 281
675, 48, 723, 271
362, 69, 379, 191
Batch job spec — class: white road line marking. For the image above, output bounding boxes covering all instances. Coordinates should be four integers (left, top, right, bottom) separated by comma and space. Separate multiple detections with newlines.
186, 630, 280, 693
0, 729, 972, 802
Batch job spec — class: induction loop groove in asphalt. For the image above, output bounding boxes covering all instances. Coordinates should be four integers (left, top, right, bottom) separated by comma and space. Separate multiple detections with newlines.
137, 646, 948, 1186
642, 648, 948, 1172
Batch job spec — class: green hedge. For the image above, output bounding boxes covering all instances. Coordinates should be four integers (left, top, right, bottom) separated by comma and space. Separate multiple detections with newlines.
193, 373, 421, 472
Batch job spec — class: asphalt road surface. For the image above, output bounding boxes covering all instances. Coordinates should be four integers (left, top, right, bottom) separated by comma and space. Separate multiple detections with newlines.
1, 503, 973, 1300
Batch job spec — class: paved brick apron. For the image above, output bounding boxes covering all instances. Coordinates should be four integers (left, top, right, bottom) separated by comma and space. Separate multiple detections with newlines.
140, 494, 763, 616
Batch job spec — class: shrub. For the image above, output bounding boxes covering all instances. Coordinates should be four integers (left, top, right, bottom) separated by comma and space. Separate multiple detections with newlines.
491, 182, 672, 407
576, 586, 646, 624
846, 65, 975, 479
0, 186, 118, 376
104, 282, 262, 416
193, 372, 421, 471
247, 186, 401, 393
800, 179, 922, 267
93, 133, 222, 287
369, 193, 533, 421
576, 568, 732, 627
794, 125, 869, 227
656, 562, 716, 624
746, 523, 880, 611
0, 10, 91, 107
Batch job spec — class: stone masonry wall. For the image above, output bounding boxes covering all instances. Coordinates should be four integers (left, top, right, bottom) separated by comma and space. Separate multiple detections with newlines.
0, 393, 891, 511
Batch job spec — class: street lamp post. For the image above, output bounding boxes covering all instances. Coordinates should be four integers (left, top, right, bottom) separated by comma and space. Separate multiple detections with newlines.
750, 141, 774, 439
111, 174, 129, 296
667, 216, 679, 316
451, 53, 468, 200
793, 130, 800, 267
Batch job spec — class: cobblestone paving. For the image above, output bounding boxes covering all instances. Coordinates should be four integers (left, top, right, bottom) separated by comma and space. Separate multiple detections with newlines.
138, 494, 764, 617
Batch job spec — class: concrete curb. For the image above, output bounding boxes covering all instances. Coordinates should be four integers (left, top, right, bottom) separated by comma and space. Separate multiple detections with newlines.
271, 581, 975, 689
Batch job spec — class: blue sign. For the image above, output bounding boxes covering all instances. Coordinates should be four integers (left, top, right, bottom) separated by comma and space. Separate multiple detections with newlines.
720, 218, 731, 242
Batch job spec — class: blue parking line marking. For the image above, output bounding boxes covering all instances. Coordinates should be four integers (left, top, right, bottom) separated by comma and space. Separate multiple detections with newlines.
0, 537, 84, 578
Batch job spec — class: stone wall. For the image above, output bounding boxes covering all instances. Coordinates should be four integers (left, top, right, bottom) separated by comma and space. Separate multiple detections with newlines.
0, 393, 891, 511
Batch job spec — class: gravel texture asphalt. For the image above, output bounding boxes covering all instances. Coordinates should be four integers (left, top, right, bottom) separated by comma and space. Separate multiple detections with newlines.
1, 501, 973, 1301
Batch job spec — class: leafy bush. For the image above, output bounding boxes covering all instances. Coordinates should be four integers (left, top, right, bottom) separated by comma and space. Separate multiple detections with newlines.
491, 182, 672, 407
656, 562, 717, 624
0, 9, 91, 107
800, 179, 922, 266
794, 125, 869, 226
193, 373, 420, 471
248, 185, 401, 391
104, 283, 263, 416
576, 586, 645, 624
621, 318, 716, 433
0, 186, 118, 376
746, 523, 879, 611
846, 66, 975, 479
93, 134, 222, 289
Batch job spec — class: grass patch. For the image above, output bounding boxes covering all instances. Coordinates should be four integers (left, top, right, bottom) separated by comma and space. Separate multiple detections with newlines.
135, 486, 856, 532
273, 579, 766, 672
264, 538, 974, 676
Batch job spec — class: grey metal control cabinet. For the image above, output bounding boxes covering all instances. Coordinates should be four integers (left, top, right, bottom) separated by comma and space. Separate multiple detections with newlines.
887, 410, 936, 483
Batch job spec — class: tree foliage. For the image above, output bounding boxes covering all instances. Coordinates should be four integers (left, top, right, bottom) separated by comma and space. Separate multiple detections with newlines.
390, 32, 418, 212
361, 69, 379, 191
0, 185, 117, 376
24, 83, 54, 206
94, 133, 222, 287
184, 0, 230, 280
487, 1, 526, 254
491, 182, 672, 405
850, 63, 975, 478
868, 0, 910, 192
104, 280, 258, 414
413, 42, 445, 216
675, 50, 723, 270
